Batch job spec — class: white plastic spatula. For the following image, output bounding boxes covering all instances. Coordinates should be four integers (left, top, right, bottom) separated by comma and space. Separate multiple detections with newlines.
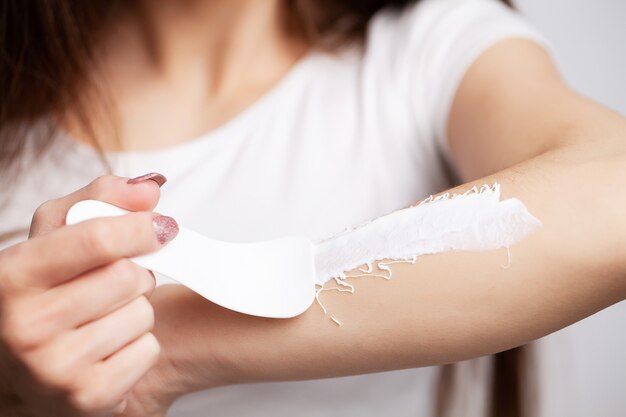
66, 200, 317, 318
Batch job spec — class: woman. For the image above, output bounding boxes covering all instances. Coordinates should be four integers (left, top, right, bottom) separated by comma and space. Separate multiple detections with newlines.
1, 0, 625, 416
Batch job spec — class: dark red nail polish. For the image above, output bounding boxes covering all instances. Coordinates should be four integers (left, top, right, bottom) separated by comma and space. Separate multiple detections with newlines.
128, 173, 167, 187
152, 215, 179, 245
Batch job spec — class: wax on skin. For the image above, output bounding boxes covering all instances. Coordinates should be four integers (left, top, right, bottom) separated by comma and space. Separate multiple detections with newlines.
313, 183, 541, 323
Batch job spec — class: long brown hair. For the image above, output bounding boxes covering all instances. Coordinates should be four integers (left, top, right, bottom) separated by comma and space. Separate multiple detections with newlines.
0, 1, 530, 416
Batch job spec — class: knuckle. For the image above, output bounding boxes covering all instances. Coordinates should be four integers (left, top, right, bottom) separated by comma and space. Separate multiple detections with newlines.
108, 259, 135, 283
1, 241, 24, 264
134, 265, 156, 294
39, 360, 72, 388
143, 269, 157, 293
142, 333, 161, 361
2, 311, 37, 351
44, 293, 80, 328
87, 176, 116, 200
31, 199, 58, 225
84, 221, 116, 257
70, 384, 118, 413
0, 244, 25, 292
23, 348, 74, 389
109, 260, 149, 296
134, 297, 155, 330
127, 213, 154, 246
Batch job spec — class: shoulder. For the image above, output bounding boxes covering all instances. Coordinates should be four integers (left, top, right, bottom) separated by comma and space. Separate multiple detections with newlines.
366, 0, 544, 55
362, 0, 551, 151
370, 0, 522, 29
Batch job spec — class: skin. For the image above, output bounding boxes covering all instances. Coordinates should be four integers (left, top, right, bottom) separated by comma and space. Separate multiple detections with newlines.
2, 1, 626, 416
0, 177, 174, 417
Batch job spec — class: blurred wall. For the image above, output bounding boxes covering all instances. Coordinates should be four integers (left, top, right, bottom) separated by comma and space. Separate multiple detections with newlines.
513, 1, 626, 416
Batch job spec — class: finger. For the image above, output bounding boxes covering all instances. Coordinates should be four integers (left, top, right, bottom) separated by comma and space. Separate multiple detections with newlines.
71, 333, 160, 414
17, 260, 155, 344
53, 296, 155, 364
113, 398, 128, 416
144, 271, 157, 299
30, 173, 166, 237
5, 212, 178, 289
20, 296, 154, 392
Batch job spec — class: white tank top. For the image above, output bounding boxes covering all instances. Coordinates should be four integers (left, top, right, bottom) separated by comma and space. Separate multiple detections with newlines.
1, 0, 547, 415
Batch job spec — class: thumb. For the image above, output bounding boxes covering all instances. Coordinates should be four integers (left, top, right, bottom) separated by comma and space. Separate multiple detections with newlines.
30, 173, 166, 237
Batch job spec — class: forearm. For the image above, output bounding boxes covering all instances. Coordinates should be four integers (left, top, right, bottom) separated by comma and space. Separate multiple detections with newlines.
152, 142, 626, 396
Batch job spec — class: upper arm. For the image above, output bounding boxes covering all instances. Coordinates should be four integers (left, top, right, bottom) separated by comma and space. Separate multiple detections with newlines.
446, 38, 626, 181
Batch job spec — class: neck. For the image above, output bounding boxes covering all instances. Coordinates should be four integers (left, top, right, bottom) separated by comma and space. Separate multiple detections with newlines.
135, 0, 307, 94
66, 0, 309, 151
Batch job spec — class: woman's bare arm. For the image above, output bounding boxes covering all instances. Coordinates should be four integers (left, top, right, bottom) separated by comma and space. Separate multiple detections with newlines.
131, 40, 626, 406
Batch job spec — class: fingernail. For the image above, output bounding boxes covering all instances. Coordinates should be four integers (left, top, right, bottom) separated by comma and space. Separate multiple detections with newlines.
128, 172, 167, 187
153, 215, 179, 245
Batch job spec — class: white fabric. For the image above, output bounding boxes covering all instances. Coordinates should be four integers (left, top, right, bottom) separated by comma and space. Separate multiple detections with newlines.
0, 0, 549, 416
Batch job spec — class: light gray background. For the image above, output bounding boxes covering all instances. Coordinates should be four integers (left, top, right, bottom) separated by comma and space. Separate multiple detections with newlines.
513, 1, 625, 416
